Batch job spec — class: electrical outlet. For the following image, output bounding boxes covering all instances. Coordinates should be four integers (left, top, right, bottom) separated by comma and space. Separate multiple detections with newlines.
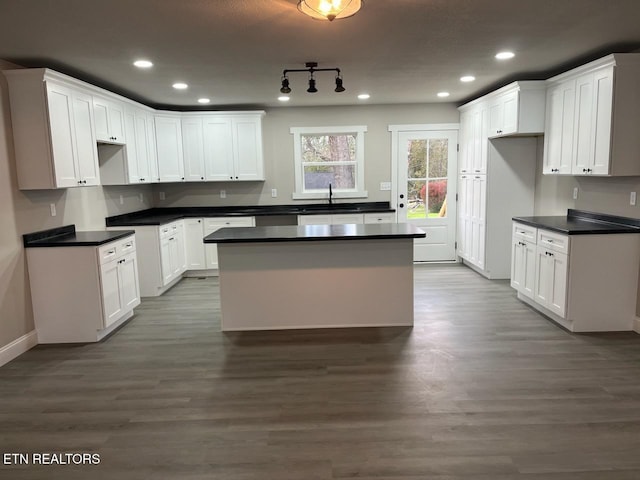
220, 190, 226, 199
631, 192, 637, 206
159, 192, 166, 201
119, 195, 124, 205
271, 188, 277, 198
573, 187, 578, 200
50, 203, 56, 217
380, 182, 391, 191
139, 193, 143, 203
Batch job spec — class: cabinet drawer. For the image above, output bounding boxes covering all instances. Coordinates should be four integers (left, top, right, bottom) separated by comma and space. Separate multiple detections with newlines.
537, 229, 569, 255
98, 242, 119, 265
364, 212, 396, 224
159, 220, 183, 239
205, 216, 255, 228
513, 222, 537, 243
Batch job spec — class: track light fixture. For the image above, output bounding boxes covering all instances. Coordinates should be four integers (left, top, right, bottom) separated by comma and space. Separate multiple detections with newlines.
280, 62, 345, 95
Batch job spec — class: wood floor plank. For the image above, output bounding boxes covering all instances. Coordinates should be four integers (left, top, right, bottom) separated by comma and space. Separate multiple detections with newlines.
2, 264, 640, 479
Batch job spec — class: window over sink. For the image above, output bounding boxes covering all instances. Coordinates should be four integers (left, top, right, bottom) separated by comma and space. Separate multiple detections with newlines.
290, 125, 367, 200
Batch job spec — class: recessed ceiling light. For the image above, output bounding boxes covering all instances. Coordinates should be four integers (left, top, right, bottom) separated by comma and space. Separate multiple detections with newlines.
197, 98, 210, 104
357, 93, 370, 100
460, 75, 476, 82
437, 92, 450, 98
495, 51, 515, 60
278, 96, 290, 102
133, 59, 153, 68
172, 82, 188, 90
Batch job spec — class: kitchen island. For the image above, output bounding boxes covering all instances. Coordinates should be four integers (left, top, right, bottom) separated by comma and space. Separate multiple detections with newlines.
204, 223, 425, 331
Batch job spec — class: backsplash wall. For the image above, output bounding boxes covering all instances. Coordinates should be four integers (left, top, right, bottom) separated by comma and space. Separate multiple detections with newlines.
152, 103, 460, 207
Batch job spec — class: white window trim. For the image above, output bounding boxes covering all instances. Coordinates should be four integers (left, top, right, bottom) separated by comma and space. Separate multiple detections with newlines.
290, 125, 368, 200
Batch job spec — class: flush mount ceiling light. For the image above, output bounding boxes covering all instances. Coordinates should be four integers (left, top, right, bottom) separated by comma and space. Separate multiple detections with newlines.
172, 82, 188, 90
280, 62, 345, 95
297, 0, 363, 21
437, 91, 450, 98
496, 51, 515, 60
460, 75, 476, 82
133, 59, 153, 68
197, 98, 210, 104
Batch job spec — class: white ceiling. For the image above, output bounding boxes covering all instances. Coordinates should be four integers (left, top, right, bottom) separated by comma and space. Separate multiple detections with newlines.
1, 0, 639, 109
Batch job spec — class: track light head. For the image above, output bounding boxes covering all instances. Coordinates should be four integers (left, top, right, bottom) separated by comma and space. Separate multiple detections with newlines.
307, 77, 318, 93
334, 75, 345, 93
280, 76, 291, 94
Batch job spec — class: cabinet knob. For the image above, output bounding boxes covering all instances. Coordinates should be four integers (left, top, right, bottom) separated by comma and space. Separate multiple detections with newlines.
235, 176, 239, 179
201, 177, 204, 180
181, 177, 184, 180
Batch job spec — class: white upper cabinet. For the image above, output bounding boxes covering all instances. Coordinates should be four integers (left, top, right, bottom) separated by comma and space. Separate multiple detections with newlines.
485, 82, 546, 138
543, 54, 640, 176
4, 69, 100, 189
192, 112, 265, 182
459, 101, 489, 174
155, 113, 185, 182
182, 116, 207, 182
93, 95, 126, 144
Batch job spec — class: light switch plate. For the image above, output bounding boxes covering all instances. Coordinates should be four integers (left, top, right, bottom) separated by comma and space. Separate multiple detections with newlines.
380, 181, 391, 191
573, 187, 578, 200
220, 190, 226, 199
631, 192, 637, 206
271, 188, 277, 198
119, 195, 124, 205
159, 192, 166, 201
50, 203, 56, 217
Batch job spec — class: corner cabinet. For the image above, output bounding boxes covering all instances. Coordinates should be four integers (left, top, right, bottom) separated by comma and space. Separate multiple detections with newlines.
511, 222, 640, 332
25, 234, 140, 343
543, 53, 640, 176
182, 112, 266, 182
4, 69, 101, 189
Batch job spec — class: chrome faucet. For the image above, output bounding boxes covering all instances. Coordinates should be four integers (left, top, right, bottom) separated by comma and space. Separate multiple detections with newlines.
329, 183, 333, 204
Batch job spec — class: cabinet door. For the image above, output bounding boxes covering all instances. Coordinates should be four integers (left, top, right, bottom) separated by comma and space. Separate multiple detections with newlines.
472, 104, 489, 174
134, 111, 153, 182
160, 237, 174, 284
71, 90, 100, 185
203, 117, 234, 181
547, 252, 568, 317
100, 258, 123, 328
155, 115, 185, 182
108, 101, 126, 144
182, 117, 206, 181
543, 81, 575, 174
534, 247, 552, 307
45, 82, 80, 188
93, 97, 110, 142
511, 239, 536, 299
501, 91, 519, 135
124, 107, 140, 182
233, 116, 264, 181
590, 67, 614, 175
184, 218, 206, 270
572, 73, 595, 174
118, 253, 141, 311
173, 221, 187, 274
458, 110, 472, 174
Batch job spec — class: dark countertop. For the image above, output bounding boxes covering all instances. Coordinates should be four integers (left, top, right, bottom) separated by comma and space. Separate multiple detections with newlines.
513, 209, 640, 235
204, 223, 425, 244
24, 225, 135, 248
106, 202, 394, 226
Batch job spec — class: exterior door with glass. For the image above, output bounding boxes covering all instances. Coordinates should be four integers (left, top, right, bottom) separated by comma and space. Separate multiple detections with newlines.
395, 128, 458, 262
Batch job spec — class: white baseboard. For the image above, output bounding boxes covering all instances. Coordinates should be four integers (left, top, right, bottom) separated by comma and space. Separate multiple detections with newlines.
0, 330, 38, 367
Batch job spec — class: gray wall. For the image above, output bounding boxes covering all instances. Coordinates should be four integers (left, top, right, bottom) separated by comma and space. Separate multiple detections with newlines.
0, 59, 152, 349
153, 104, 460, 207
534, 138, 640, 218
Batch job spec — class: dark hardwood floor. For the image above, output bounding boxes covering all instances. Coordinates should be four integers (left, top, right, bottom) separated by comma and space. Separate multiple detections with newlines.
2, 264, 640, 479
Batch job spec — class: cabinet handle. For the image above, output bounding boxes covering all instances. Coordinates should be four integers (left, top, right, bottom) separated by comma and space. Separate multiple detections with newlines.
181, 177, 185, 181
461, 169, 467, 173
106, 249, 115, 255
587, 168, 593, 173
399, 203, 404, 208
124, 243, 133, 248
474, 176, 481, 179
474, 170, 481, 173
198, 220, 201, 223
235, 176, 239, 179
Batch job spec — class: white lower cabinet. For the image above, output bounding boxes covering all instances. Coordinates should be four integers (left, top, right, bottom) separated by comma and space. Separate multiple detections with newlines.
184, 218, 206, 269
203, 217, 255, 270
159, 220, 186, 285
26, 234, 140, 343
511, 221, 640, 332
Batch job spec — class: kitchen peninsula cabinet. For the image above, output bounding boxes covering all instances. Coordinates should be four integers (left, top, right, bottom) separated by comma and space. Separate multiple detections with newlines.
23, 226, 140, 343
511, 210, 640, 332
543, 54, 640, 176
4, 69, 101, 189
